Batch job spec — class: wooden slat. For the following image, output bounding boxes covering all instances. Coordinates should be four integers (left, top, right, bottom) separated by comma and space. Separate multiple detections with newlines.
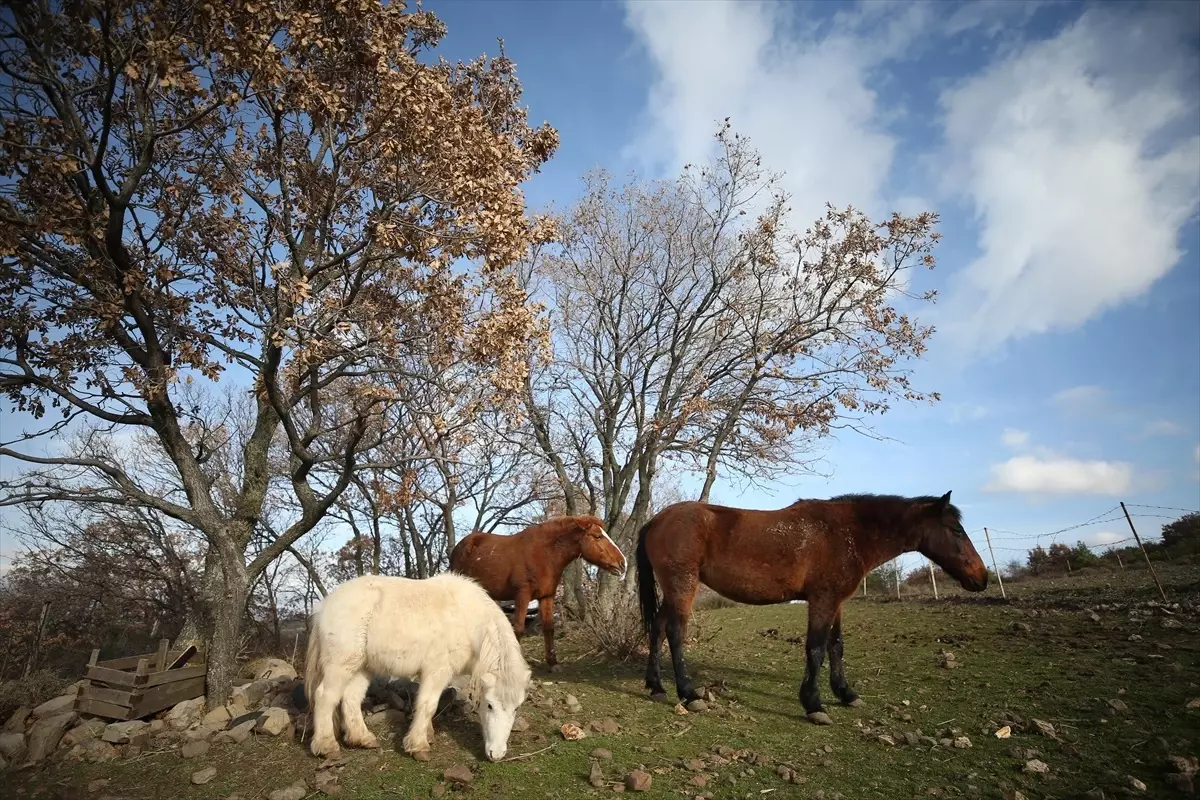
97, 651, 187, 671
75, 696, 133, 721
167, 644, 197, 670
142, 663, 206, 688
81, 684, 135, 707
154, 639, 169, 672
85, 665, 142, 687
132, 676, 205, 717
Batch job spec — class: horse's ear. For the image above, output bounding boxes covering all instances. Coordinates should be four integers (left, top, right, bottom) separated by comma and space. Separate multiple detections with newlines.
481, 672, 496, 690
939, 491, 952, 507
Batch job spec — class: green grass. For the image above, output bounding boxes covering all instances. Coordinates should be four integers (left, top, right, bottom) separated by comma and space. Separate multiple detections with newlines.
4, 566, 1198, 799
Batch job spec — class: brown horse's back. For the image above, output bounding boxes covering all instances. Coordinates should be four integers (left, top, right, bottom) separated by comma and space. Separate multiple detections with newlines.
643, 500, 859, 605
450, 532, 523, 601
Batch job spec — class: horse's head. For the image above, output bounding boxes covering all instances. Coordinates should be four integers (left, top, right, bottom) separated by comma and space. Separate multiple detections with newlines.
576, 516, 627, 580
474, 665, 530, 762
915, 491, 988, 592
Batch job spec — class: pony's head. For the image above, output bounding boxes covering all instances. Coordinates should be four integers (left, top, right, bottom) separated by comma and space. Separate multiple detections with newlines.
466, 620, 532, 761
915, 491, 988, 592
576, 516, 627, 580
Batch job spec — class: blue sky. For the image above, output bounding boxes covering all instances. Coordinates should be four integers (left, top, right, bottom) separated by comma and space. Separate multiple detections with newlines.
1, 0, 1197, 577
422, 0, 1200, 566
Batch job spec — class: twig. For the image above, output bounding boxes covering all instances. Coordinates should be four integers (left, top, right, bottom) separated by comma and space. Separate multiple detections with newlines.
124, 748, 176, 763
499, 743, 555, 762
672, 724, 693, 737
935, 718, 957, 726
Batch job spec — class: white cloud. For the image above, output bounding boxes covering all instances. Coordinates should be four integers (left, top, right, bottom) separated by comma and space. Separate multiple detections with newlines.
1084, 530, 1126, 547
1194, 443, 1200, 464
1052, 385, 1109, 414
984, 455, 1133, 495
937, 4, 1200, 352
1001, 428, 1030, 448
621, 1, 900, 227
1144, 419, 1186, 437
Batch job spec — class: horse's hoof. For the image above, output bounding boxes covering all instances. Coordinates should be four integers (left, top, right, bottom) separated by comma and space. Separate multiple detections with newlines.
310, 738, 340, 758
650, 692, 668, 704
348, 732, 380, 749
548, 663, 562, 674
846, 698, 865, 708
411, 749, 431, 762
807, 711, 834, 725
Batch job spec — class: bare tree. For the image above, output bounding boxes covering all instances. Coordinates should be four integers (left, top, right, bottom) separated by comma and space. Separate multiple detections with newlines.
0, 1, 556, 703
523, 123, 942, 615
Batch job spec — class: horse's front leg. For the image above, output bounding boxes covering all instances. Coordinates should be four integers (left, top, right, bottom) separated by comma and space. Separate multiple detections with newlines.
799, 599, 835, 725
538, 595, 561, 673
403, 667, 452, 761
511, 588, 532, 639
828, 609, 863, 708
664, 582, 701, 703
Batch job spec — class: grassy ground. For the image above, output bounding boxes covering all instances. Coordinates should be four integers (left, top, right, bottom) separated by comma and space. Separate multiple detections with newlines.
4, 566, 1198, 800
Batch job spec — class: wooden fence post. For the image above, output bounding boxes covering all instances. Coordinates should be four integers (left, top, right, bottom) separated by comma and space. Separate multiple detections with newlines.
928, 562, 939, 600
983, 528, 1006, 600
23, 600, 52, 678
894, 561, 902, 600
1120, 502, 1167, 602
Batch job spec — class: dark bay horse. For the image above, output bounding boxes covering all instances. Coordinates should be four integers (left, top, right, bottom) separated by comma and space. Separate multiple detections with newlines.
450, 515, 627, 671
636, 492, 988, 723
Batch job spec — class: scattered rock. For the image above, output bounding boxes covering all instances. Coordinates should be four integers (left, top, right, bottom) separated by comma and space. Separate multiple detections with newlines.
1187, 698, 1200, 710
62, 719, 106, 747
511, 716, 530, 732
1031, 719, 1060, 741
185, 724, 223, 742
4, 707, 31, 733
180, 740, 210, 758
1011, 622, 1031, 632
994, 726, 1011, 739
560, 722, 587, 741
256, 707, 291, 736
27, 711, 77, 762
66, 738, 118, 763
1024, 759, 1050, 775
591, 748, 613, 760
877, 735, 896, 746
215, 718, 257, 745
1001, 791, 1027, 800
1106, 698, 1129, 713
565, 694, 581, 709
431, 782, 447, 798
1127, 776, 1147, 792
233, 681, 270, 708
192, 767, 218, 785
589, 761, 606, 788
1088, 612, 1101, 624
202, 705, 233, 728
32, 694, 76, 719
588, 718, 621, 734
165, 697, 206, 731
1167, 755, 1200, 776
953, 736, 972, 749
444, 764, 473, 786
87, 778, 109, 792
625, 770, 652, 792
1165, 774, 1195, 794
686, 699, 708, 713
102, 720, 150, 745
673, 703, 689, 716
936, 650, 958, 669
313, 770, 343, 797
246, 657, 298, 682
267, 781, 308, 800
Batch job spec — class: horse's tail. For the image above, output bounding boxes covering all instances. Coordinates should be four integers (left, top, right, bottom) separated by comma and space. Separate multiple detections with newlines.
304, 619, 323, 708
635, 519, 658, 635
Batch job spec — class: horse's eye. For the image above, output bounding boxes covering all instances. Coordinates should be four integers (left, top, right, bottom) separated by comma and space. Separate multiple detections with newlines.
487, 702, 494, 711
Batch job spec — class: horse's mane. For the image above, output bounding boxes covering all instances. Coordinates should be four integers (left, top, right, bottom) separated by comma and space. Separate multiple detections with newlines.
808, 493, 963, 525
525, 514, 602, 539
465, 614, 530, 708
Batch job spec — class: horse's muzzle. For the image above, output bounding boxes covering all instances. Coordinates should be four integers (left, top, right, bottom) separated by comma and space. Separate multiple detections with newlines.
963, 572, 988, 592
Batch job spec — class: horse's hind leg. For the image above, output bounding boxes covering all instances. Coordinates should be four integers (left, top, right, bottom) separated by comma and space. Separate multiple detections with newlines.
339, 671, 380, 749
663, 578, 701, 704
403, 665, 452, 760
538, 595, 560, 673
828, 611, 863, 708
644, 610, 668, 699
310, 665, 352, 757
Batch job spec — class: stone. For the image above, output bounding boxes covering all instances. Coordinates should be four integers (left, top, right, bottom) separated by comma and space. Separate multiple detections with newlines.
1024, 759, 1050, 775
1127, 776, 1147, 793
62, 718, 106, 747
511, 715, 529, 732
180, 739, 211, 758
233, 680, 270, 708
215, 718, 258, 745
1165, 774, 1195, 794
953, 736, 972, 749
149, 719, 166, 734
1011, 622, 1031, 632
1166, 755, 1200, 776
192, 766, 218, 785
444, 764, 473, 785
3, 707, 31, 732
807, 711, 833, 725
314, 771, 343, 796
102, 720, 150, 745
165, 697, 206, 731
686, 699, 708, 713
31, 694, 76, 718
256, 707, 291, 736
588, 718, 621, 734
565, 694, 581, 708
202, 706, 233, 727
591, 747, 613, 760
267, 781, 308, 800
690, 774, 710, 788
625, 770, 652, 791
589, 761, 606, 788
878, 735, 896, 746
1106, 698, 1129, 713
65, 738, 117, 763
1162, 618, 1184, 629
27, 711, 77, 762
247, 657, 298, 682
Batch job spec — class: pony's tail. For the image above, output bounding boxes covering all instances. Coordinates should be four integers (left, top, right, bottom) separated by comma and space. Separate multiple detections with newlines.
304, 621, 323, 708
635, 520, 658, 635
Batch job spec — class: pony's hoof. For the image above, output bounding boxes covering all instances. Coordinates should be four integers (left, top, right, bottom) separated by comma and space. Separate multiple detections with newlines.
347, 732, 380, 749
410, 749, 431, 761
310, 737, 340, 758
807, 711, 834, 725
846, 698, 865, 708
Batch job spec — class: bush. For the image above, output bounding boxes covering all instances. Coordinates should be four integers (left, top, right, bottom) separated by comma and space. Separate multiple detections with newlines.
0, 670, 71, 724
693, 587, 740, 611
576, 580, 647, 662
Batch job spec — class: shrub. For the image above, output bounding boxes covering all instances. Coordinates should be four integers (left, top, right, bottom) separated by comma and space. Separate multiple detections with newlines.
0, 669, 71, 724
576, 580, 646, 662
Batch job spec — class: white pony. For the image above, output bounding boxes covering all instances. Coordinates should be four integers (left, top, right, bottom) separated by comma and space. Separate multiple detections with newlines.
305, 572, 531, 761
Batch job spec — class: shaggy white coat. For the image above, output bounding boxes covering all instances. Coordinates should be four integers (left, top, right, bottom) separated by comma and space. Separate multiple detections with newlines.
305, 572, 531, 761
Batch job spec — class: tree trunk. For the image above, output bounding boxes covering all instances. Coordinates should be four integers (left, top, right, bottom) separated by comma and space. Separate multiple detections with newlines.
194, 537, 250, 707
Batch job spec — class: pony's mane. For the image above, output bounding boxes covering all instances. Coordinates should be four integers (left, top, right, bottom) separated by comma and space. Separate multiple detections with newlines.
465, 615, 530, 708
808, 493, 963, 525
527, 514, 602, 540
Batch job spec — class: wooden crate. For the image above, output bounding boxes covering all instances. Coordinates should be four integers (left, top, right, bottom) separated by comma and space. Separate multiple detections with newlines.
74, 639, 205, 721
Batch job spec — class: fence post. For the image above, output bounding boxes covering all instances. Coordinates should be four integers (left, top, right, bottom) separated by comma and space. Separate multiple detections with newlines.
928, 562, 939, 600
1115, 550, 1124, 570
894, 561, 902, 600
1120, 502, 1167, 602
983, 528, 1007, 600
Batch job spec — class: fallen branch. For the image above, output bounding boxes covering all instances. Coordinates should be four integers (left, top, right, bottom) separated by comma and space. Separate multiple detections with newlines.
499, 743, 556, 762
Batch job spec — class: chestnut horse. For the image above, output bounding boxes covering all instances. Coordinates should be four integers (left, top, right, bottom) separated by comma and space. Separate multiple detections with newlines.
450, 515, 627, 671
636, 492, 988, 723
